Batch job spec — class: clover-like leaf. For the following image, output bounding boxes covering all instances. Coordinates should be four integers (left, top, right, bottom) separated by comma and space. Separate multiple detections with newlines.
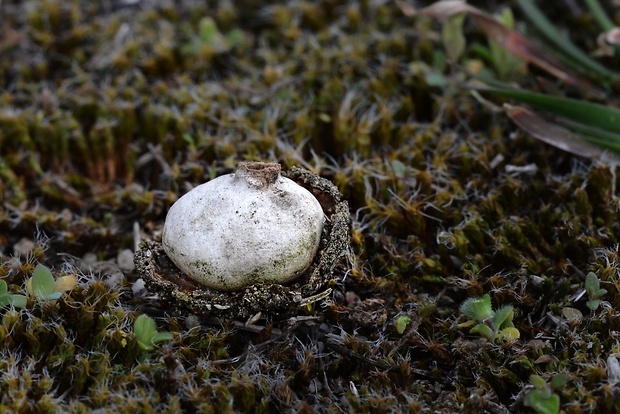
8, 294, 27, 308
25, 265, 75, 303
134, 314, 172, 351
134, 314, 157, 351
0, 280, 28, 309
584, 272, 608, 304
30, 264, 56, 299
0, 293, 11, 308
585, 272, 601, 295
586, 299, 602, 311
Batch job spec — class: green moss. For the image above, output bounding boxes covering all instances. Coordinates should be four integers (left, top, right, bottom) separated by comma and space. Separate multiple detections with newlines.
1, 0, 620, 412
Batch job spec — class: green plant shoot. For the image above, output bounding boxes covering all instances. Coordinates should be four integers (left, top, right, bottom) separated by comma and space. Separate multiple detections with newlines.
27, 264, 77, 302
585, 272, 607, 311
30, 265, 62, 300
460, 294, 493, 322
524, 373, 567, 414
0, 280, 27, 309
395, 315, 411, 334
459, 294, 519, 342
134, 314, 173, 351
488, 8, 524, 80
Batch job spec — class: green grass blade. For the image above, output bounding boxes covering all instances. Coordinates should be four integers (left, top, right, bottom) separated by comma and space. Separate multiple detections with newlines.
584, 0, 620, 57
584, 0, 615, 30
479, 86, 620, 134
409, 1, 600, 91
505, 105, 614, 158
517, 0, 615, 79
555, 117, 620, 152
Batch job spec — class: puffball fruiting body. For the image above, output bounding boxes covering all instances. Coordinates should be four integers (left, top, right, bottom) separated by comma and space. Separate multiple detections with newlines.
162, 162, 325, 291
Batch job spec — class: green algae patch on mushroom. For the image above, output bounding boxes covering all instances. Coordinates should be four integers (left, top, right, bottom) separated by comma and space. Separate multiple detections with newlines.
135, 164, 350, 319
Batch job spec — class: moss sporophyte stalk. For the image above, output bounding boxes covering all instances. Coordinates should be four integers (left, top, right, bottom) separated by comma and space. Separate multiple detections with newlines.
135, 162, 350, 318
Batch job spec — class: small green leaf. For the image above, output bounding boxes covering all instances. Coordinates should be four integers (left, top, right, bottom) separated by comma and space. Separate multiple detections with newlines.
8, 295, 27, 309
199, 17, 219, 42
134, 314, 157, 349
395, 315, 412, 334
225, 28, 245, 47
496, 6, 515, 28
492, 305, 514, 329
497, 327, 520, 342
595, 288, 608, 298
529, 374, 548, 390
442, 13, 466, 61
471, 294, 493, 321
134, 314, 172, 352
550, 373, 568, 390
0, 294, 11, 308
0, 280, 27, 308
524, 389, 559, 414
0, 292, 28, 309
460, 294, 493, 322
561, 307, 583, 321
470, 324, 495, 341
180, 42, 200, 55
46, 292, 62, 300
459, 297, 478, 320
32, 265, 56, 299
424, 71, 449, 87
152, 332, 174, 344
586, 299, 602, 311
585, 272, 600, 294
488, 8, 525, 80
182, 134, 195, 146
390, 160, 408, 179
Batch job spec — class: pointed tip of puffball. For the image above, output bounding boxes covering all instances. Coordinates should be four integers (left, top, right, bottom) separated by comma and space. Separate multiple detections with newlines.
235, 161, 281, 188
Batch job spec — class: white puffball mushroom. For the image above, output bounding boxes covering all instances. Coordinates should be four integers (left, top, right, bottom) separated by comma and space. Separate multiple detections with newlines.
162, 162, 325, 291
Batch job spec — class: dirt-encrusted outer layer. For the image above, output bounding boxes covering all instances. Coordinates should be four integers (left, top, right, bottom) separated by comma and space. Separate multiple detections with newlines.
134, 167, 350, 319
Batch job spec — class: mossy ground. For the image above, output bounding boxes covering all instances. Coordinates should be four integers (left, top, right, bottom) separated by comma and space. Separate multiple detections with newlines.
1, 0, 620, 412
